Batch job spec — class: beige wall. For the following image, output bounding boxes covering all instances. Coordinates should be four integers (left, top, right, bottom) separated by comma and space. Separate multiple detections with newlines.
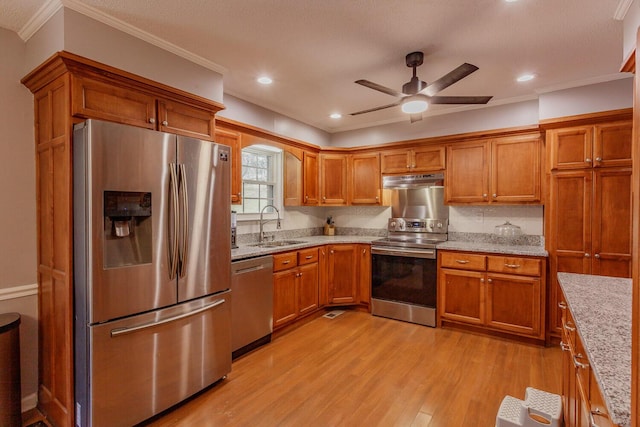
0, 27, 39, 410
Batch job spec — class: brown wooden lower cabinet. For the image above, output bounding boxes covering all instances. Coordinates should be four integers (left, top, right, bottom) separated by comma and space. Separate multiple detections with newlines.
559, 293, 616, 427
437, 250, 546, 341
326, 244, 358, 304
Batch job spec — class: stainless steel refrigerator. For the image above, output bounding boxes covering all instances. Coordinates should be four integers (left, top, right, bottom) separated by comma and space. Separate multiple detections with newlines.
73, 119, 232, 427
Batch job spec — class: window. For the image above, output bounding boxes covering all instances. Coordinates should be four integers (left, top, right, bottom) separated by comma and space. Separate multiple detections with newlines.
239, 145, 282, 214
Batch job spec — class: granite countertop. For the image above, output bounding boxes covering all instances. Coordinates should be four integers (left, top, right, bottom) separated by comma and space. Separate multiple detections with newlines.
231, 235, 381, 261
557, 272, 632, 427
436, 240, 548, 257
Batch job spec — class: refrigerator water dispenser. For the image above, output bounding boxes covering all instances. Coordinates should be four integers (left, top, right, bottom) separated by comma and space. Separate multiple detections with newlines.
104, 191, 152, 268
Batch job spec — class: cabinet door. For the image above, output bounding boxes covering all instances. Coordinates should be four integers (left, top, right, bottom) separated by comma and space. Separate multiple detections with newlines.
592, 168, 632, 278
561, 332, 578, 427
273, 269, 298, 329
71, 75, 156, 129
350, 153, 380, 205
547, 126, 593, 170
320, 154, 348, 205
445, 141, 489, 203
438, 268, 484, 325
593, 121, 632, 168
491, 136, 541, 203
297, 263, 319, 316
214, 129, 242, 204
284, 151, 303, 206
380, 149, 411, 174
485, 273, 542, 338
158, 99, 215, 141
327, 245, 358, 304
358, 245, 371, 307
412, 145, 446, 172
303, 151, 319, 205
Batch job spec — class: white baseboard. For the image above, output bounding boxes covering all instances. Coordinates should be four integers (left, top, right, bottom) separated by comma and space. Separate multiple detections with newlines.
22, 392, 38, 412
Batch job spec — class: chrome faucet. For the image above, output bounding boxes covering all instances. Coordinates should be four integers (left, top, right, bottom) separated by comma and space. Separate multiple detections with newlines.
259, 204, 281, 242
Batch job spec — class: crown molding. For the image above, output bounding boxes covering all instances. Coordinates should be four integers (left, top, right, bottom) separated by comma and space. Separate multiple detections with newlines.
18, 0, 63, 41
18, 0, 227, 75
614, 0, 634, 20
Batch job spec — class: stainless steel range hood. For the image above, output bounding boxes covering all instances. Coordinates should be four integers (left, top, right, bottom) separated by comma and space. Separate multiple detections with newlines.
382, 173, 444, 189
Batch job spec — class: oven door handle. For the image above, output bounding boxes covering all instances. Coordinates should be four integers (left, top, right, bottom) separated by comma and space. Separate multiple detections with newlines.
371, 246, 436, 259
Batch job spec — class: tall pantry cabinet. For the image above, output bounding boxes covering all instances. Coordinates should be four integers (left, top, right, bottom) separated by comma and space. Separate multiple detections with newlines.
544, 112, 633, 340
21, 51, 224, 427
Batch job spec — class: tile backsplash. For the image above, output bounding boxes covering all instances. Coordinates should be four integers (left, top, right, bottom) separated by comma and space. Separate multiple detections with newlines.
448, 205, 543, 235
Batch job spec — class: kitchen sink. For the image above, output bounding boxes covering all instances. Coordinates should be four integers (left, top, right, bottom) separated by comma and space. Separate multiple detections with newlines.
249, 240, 307, 248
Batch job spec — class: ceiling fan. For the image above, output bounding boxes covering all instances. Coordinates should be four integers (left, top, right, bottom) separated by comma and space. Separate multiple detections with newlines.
351, 51, 493, 123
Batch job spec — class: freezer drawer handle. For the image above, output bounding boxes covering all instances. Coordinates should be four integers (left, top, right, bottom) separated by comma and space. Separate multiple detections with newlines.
110, 299, 226, 337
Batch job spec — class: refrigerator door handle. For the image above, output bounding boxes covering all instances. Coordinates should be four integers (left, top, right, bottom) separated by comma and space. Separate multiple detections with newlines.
110, 298, 226, 337
178, 163, 189, 278
169, 163, 180, 279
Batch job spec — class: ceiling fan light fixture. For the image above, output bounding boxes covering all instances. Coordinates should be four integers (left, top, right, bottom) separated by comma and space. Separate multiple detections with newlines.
401, 96, 429, 114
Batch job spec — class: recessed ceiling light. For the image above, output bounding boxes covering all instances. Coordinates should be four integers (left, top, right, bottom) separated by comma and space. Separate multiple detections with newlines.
257, 76, 273, 85
330, 113, 342, 119
517, 73, 536, 82
505, 0, 519, 2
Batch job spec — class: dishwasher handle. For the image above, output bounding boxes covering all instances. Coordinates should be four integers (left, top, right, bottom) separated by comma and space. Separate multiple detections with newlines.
233, 264, 266, 275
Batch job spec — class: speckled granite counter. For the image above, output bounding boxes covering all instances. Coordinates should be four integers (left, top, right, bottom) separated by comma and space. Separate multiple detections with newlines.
557, 272, 632, 427
232, 235, 381, 261
436, 240, 548, 257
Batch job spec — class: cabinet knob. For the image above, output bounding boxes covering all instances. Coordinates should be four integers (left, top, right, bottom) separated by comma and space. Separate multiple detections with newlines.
492, 194, 497, 198
411, 164, 416, 168
237, 192, 242, 197
406, 164, 411, 168
482, 193, 488, 198
595, 157, 602, 162
362, 249, 366, 254
305, 195, 309, 200
330, 250, 334, 254
375, 196, 379, 201
585, 158, 592, 163
487, 278, 493, 283
162, 120, 169, 126
480, 278, 485, 283
584, 253, 590, 258
594, 253, 600, 259
149, 118, 156, 124
322, 196, 326, 201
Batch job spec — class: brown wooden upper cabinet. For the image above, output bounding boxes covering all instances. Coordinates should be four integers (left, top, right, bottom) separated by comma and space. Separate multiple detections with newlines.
320, 153, 348, 205
283, 151, 303, 206
546, 121, 632, 170
303, 151, 320, 205
445, 134, 541, 204
380, 145, 445, 174
214, 128, 242, 204
350, 153, 381, 205
71, 75, 216, 141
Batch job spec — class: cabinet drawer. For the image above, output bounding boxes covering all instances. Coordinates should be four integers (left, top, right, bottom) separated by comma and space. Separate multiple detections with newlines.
298, 248, 319, 265
440, 252, 486, 271
273, 252, 298, 272
487, 256, 541, 276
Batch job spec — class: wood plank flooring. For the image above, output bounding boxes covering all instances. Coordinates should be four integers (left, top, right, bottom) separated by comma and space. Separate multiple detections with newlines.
147, 311, 562, 427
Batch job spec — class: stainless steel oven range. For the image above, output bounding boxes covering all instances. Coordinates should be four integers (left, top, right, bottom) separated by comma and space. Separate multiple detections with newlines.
371, 173, 448, 327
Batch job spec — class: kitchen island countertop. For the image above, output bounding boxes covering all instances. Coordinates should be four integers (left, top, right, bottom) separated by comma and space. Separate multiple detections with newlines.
557, 272, 632, 427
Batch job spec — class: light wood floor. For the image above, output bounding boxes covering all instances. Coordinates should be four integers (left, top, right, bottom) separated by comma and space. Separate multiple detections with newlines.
147, 311, 561, 427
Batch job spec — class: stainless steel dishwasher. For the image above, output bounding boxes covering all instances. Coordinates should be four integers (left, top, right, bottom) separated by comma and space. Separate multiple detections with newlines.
231, 255, 274, 359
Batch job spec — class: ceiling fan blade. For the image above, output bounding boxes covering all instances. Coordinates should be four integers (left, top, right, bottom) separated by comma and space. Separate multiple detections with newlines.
421, 63, 479, 97
350, 100, 402, 116
355, 79, 404, 98
410, 113, 423, 123
429, 95, 493, 104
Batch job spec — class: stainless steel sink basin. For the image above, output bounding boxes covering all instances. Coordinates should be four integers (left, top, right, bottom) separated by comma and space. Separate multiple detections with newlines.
249, 240, 307, 248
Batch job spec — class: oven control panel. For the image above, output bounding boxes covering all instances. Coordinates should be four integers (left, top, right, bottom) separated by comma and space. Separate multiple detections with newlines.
388, 218, 447, 233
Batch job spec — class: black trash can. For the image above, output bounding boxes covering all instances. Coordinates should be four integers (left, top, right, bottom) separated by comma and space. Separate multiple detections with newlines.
0, 313, 21, 427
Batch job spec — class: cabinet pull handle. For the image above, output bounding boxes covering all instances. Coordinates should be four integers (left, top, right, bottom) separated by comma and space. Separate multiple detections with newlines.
162, 120, 169, 126
504, 263, 521, 269
590, 410, 603, 427
585, 158, 592, 163
558, 302, 567, 309
573, 354, 589, 370
455, 259, 470, 264
560, 341, 570, 352
362, 249, 366, 254
564, 322, 576, 332
305, 255, 313, 260
282, 260, 291, 265
149, 118, 156, 124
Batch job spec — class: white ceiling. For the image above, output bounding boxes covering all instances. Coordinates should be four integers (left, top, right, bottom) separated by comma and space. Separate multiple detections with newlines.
0, 0, 633, 133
